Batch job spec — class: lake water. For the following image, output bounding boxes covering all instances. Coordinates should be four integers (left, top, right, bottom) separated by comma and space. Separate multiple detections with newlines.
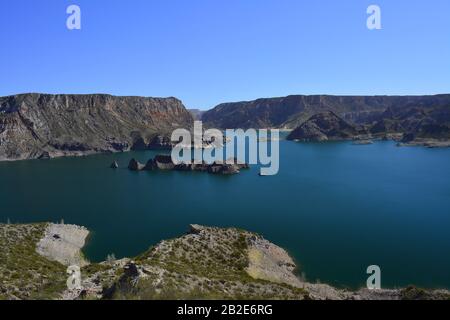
1, 140, 450, 290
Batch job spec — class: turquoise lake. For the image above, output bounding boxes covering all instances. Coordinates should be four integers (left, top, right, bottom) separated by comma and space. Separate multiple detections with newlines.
1, 140, 450, 290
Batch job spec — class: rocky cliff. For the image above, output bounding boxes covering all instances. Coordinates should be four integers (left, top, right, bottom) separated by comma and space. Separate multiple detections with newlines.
0, 93, 194, 161
203, 94, 450, 145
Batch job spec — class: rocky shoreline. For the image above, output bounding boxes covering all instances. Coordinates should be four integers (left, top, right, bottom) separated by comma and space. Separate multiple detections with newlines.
36, 223, 89, 267
2, 93, 450, 162
286, 111, 450, 148
1, 223, 449, 300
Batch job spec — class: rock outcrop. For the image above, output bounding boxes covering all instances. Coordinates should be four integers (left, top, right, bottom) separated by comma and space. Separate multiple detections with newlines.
128, 155, 249, 175
36, 223, 89, 267
128, 158, 145, 171
151, 154, 176, 170
131, 134, 174, 151
0, 93, 193, 161
372, 105, 450, 146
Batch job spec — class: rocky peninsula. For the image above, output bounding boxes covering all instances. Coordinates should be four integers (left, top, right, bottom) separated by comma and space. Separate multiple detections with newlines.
286, 109, 450, 147
1, 223, 449, 300
36, 224, 89, 267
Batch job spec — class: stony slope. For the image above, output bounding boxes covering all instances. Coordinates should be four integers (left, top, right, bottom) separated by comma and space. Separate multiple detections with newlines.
0, 93, 193, 161
203, 94, 450, 129
372, 104, 450, 145
1, 223, 449, 300
287, 111, 367, 141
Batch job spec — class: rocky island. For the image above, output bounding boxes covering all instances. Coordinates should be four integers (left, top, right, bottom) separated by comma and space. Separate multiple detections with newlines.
127, 155, 249, 175
1, 222, 449, 300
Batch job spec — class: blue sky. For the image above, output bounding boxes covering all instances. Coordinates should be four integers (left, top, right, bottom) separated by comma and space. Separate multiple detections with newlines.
1, 0, 449, 109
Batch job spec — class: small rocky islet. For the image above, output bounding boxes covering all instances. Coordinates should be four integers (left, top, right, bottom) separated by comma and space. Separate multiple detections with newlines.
124, 155, 249, 175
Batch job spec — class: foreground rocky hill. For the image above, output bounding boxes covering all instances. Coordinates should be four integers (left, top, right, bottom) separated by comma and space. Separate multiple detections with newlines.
203, 94, 450, 146
0, 93, 193, 161
1, 223, 449, 300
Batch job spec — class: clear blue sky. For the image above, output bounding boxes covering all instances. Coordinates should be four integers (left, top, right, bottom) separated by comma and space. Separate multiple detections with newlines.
1, 0, 449, 109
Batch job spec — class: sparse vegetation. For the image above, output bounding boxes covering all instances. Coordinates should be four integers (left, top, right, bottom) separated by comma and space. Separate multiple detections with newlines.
1, 223, 448, 301
0, 223, 67, 299
110, 225, 309, 300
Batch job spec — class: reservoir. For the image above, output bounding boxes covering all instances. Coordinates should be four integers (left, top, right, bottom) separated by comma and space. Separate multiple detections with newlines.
1, 140, 449, 289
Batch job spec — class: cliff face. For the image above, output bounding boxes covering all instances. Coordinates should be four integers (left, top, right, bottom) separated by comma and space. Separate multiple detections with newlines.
202, 94, 450, 129
0, 93, 193, 161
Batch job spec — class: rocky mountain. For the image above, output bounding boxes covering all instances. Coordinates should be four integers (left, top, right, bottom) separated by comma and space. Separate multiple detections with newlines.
1, 222, 449, 300
203, 94, 450, 146
371, 104, 450, 145
287, 111, 367, 142
0, 93, 194, 161
203, 95, 450, 129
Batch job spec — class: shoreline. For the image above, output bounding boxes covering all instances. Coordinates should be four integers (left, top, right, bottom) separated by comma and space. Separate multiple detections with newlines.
7, 220, 449, 293
41, 224, 450, 298
2, 137, 450, 164
2, 222, 449, 299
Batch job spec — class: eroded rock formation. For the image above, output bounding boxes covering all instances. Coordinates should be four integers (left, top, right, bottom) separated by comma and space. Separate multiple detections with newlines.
0, 93, 193, 161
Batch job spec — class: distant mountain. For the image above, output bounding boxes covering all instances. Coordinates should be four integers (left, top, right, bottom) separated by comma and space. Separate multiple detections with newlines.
0, 93, 194, 161
203, 94, 450, 145
2, 93, 449, 161
203, 94, 450, 128
188, 109, 205, 120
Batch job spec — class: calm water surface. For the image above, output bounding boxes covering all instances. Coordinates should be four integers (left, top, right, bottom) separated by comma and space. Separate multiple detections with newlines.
1, 140, 449, 289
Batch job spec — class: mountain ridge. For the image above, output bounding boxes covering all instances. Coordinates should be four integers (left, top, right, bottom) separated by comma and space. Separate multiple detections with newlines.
203, 94, 450, 145
203, 94, 450, 127
0, 93, 194, 161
